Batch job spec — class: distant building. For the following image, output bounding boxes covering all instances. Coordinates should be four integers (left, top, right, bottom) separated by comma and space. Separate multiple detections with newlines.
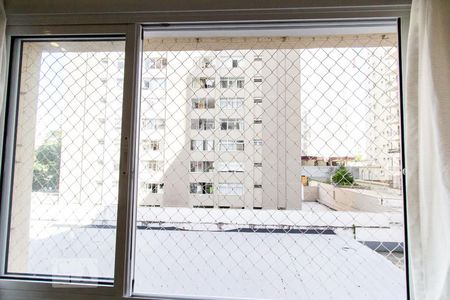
136, 42, 302, 209
359, 53, 402, 189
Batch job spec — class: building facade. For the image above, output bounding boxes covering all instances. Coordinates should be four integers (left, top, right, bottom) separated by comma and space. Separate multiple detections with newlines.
137, 40, 302, 209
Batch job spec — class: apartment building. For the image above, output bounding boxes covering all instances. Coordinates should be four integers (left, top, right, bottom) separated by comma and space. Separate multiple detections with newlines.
137, 40, 302, 209
359, 52, 402, 188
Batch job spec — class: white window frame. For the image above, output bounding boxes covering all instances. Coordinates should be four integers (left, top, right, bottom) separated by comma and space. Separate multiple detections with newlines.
0, 8, 411, 300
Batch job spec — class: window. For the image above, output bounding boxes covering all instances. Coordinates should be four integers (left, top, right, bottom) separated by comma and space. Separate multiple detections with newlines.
219, 98, 244, 109
145, 57, 168, 70
145, 160, 163, 171
217, 183, 244, 196
232, 58, 240, 68
192, 98, 215, 109
190, 182, 214, 194
219, 140, 245, 151
2, 21, 407, 300
192, 77, 215, 89
146, 183, 164, 194
142, 140, 161, 151
142, 78, 165, 90
190, 161, 214, 173
132, 25, 406, 299
142, 118, 165, 130
220, 77, 244, 88
253, 139, 263, 145
1, 39, 125, 281
220, 118, 244, 131
191, 119, 215, 130
191, 139, 215, 151
198, 56, 214, 69
217, 161, 244, 173
254, 54, 263, 61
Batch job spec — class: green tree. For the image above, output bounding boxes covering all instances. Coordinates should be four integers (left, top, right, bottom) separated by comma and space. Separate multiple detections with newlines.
331, 165, 354, 186
32, 131, 62, 192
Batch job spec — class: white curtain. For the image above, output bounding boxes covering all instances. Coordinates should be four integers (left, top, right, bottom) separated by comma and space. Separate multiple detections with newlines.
406, 0, 450, 299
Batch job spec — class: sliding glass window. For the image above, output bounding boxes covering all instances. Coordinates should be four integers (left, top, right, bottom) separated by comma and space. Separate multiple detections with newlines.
2, 39, 125, 282
132, 24, 406, 299
0, 21, 408, 300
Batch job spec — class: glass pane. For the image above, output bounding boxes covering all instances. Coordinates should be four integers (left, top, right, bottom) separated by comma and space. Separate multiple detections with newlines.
6, 40, 125, 282
134, 26, 406, 299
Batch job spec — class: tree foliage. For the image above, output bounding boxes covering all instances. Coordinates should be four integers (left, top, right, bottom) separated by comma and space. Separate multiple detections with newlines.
32, 131, 62, 192
331, 165, 354, 186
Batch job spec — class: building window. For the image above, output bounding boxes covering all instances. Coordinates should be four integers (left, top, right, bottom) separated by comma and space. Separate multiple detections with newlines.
254, 97, 263, 104
219, 98, 244, 109
253, 76, 263, 83
254, 54, 263, 61
198, 56, 214, 69
146, 183, 164, 194
218, 183, 244, 196
220, 118, 244, 131
193, 77, 215, 89
254, 162, 262, 167
254, 184, 262, 188
219, 140, 245, 151
253, 139, 263, 146
191, 140, 214, 151
142, 140, 161, 151
145, 160, 163, 171
144, 57, 168, 70
254, 119, 262, 124
217, 162, 244, 173
190, 182, 214, 194
142, 118, 165, 130
220, 77, 244, 89
190, 161, 215, 173
191, 119, 215, 130
232, 58, 239, 68
142, 78, 165, 90
192, 98, 215, 109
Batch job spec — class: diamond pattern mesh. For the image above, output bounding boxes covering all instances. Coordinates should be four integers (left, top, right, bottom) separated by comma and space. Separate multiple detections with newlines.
133, 32, 405, 298
7, 40, 125, 280
3, 32, 405, 297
